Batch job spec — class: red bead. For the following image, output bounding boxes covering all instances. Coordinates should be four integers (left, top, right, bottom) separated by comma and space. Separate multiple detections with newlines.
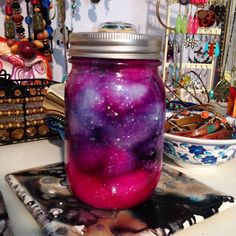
31, 0, 39, 5
5, 0, 12, 4
5, 5, 13, 15
12, 14, 24, 23
201, 111, 210, 119
221, 117, 227, 124
7, 38, 16, 47
37, 32, 45, 40
18, 41, 36, 60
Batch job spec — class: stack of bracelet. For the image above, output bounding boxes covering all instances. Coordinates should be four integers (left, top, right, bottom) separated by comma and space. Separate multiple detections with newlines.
4, 0, 53, 61
165, 104, 235, 139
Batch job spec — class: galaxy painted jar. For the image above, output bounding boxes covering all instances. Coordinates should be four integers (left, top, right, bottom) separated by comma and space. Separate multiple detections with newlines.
65, 32, 165, 209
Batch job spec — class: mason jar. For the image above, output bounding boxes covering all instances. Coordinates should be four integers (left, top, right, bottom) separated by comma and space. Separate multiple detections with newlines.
65, 32, 165, 209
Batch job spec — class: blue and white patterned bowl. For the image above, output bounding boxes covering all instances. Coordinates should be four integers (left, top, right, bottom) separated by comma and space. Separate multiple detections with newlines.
164, 115, 236, 168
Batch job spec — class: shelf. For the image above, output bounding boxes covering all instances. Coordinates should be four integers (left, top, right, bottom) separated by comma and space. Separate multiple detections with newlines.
166, 0, 227, 5
166, 0, 178, 3
197, 27, 221, 35
166, 27, 221, 35
165, 62, 214, 69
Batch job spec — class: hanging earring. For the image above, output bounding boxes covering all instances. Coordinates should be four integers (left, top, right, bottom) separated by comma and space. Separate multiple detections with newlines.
71, 0, 81, 32
167, 32, 175, 61
192, 9, 199, 34
208, 37, 215, 57
187, 4, 193, 34
214, 36, 220, 57
175, 4, 182, 34
182, 69, 192, 87
167, 64, 174, 87
175, 63, 181, 83
203, 69, 208, 84
203, 35, 209, 55
180, 0, 190, 5
71, 0, 77, 28
181, 5, 188, 34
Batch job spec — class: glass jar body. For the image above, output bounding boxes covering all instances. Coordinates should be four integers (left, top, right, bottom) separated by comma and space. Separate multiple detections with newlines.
65, 58, 165, 209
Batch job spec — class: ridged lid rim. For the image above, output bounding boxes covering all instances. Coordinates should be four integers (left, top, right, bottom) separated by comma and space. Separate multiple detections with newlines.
68, 32, 162, 60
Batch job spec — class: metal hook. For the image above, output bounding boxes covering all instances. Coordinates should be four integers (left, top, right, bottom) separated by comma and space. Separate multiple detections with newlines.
156, 0, 175, 31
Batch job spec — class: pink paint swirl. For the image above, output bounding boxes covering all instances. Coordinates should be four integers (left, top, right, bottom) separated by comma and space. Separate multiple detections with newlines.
33, 61, 46, 75
8, 55, 25, 67
11, 66, 35, 80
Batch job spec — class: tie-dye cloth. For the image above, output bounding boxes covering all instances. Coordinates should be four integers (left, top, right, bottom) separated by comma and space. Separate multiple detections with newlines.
0, 37, 52, 80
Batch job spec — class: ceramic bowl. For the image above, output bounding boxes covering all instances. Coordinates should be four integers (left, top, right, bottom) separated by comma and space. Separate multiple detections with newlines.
164, 114, 236, 168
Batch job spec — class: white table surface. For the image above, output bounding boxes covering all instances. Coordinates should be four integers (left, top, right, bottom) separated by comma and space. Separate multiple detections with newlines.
0, 139, 236, 236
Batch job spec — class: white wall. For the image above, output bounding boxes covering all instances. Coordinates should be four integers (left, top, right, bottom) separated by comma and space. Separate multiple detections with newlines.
0, 0, 169, 82
63, 0, 168, 34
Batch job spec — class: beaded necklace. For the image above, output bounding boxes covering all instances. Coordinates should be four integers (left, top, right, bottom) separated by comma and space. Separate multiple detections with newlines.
4, 0, 53, 60
57, 0, 68, 82
221, 1, 236, 78
71, 0, 77, 32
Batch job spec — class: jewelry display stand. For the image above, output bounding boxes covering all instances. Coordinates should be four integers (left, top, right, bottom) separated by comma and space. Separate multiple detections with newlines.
161, 0, 228, 103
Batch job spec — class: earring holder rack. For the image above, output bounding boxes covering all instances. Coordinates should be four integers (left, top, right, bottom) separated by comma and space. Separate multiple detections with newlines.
167, 0, 227, 5
166, 62, 216, 69
162, 0, 228, 101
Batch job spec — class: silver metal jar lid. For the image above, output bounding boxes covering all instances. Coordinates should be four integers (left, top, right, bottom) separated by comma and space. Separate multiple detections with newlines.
68, 32, 162, 60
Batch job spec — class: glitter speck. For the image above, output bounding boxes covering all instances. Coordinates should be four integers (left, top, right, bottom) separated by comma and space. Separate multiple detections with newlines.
117, 85, 122, 91
49, 208, 63, 217
48, 189, 56, 194
112, 187, 117, 194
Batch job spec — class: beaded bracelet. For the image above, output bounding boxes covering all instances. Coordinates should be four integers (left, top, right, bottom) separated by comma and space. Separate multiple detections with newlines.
166, 104, 233, 139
